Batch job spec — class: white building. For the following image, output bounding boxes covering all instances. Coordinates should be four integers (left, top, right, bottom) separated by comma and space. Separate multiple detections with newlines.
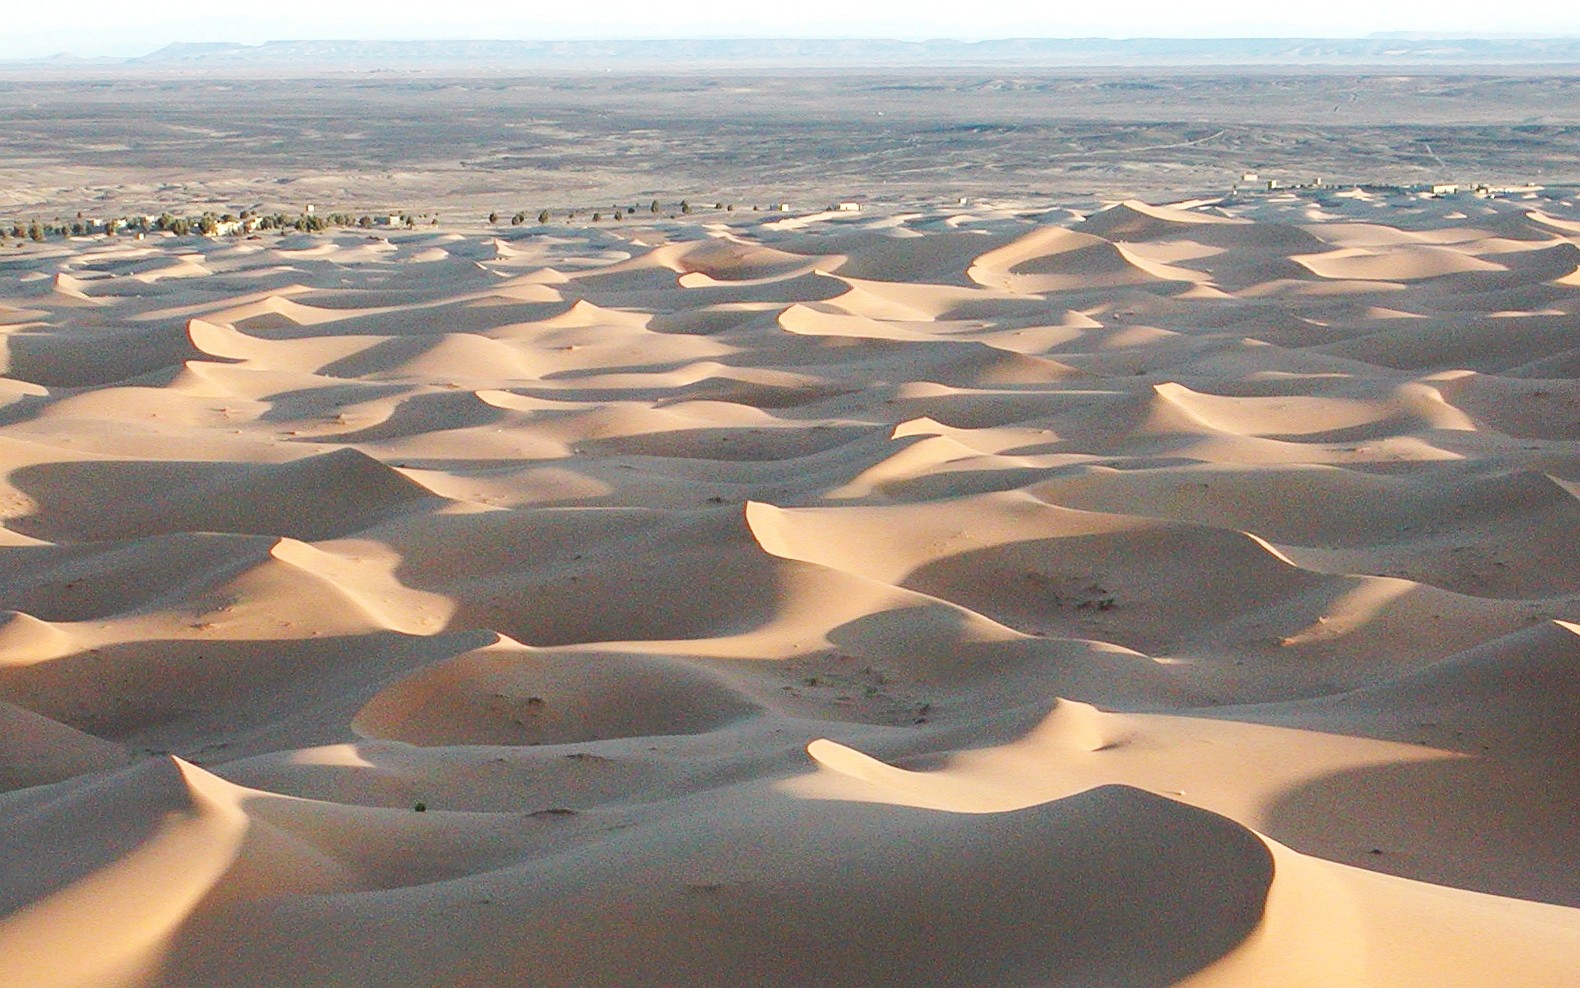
833, 202, 862, 212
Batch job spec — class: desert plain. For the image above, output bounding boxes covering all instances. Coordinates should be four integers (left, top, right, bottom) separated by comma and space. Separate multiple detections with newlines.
1, 64, 1579, 987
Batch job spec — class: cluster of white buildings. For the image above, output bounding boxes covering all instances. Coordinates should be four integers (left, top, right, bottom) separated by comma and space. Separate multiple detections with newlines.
1230, 170, 1547, 200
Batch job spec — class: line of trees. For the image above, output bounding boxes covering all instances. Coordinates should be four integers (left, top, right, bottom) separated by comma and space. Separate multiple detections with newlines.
2, 196, 764, 246
0, 208, 430, 243
491, 199, 741, 227
6, 218, 95, 240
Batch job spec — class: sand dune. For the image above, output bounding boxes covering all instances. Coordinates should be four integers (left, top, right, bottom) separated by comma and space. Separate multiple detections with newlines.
1077, 199, 1250, 240
6, 447, 442, 542
352, 632, 760, 746
968, 225, 1207, 292
0, 699, 128, 790
2, 193, 1577, 986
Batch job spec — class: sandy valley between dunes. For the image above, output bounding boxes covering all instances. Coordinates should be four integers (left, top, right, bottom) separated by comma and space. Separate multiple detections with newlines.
1, 189, 1578, 986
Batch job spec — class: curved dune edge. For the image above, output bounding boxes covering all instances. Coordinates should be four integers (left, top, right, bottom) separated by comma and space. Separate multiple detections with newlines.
795, 734, 1579, 987
0, 699, 129, 790
0, 758, 248, 988
351, 633, 761, 745
798, 732, 1580, 987
1172, 837, 1580, 988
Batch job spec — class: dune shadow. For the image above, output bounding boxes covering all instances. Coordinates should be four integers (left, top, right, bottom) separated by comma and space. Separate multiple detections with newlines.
0, 757, 202, 916
255, 381, 414, 422
2, 323, 202, 388
896, 528, 1315, 659
578, 423, 875, 462
821, 605, 1188, 716
1263, 755, 1580, 906
0, 630, 495, 762
5, 460, 243, 541
149, 783, 1274, 988
5, 450, 437, 543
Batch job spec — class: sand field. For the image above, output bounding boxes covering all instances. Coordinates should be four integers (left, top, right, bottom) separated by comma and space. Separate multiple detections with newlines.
1, 189, 1578, 985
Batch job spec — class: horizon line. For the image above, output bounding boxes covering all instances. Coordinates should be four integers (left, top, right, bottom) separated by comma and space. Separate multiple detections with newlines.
30, 32, 1580, 54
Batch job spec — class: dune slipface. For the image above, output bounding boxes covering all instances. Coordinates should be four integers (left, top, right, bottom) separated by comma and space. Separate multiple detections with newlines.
1, 191, 1578, 987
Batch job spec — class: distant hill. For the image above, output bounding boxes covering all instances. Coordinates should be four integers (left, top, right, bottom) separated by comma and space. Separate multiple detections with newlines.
11, 36, 1580, 72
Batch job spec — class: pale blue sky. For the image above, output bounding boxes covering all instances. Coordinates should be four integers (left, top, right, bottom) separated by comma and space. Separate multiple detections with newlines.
12, 1, 1577, 59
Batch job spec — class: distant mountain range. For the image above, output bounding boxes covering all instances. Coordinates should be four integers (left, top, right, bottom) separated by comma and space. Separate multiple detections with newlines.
13, 37, 1580, 71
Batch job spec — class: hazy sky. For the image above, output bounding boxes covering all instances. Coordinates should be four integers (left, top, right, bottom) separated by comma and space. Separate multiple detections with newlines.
12, 1, 1578, 59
